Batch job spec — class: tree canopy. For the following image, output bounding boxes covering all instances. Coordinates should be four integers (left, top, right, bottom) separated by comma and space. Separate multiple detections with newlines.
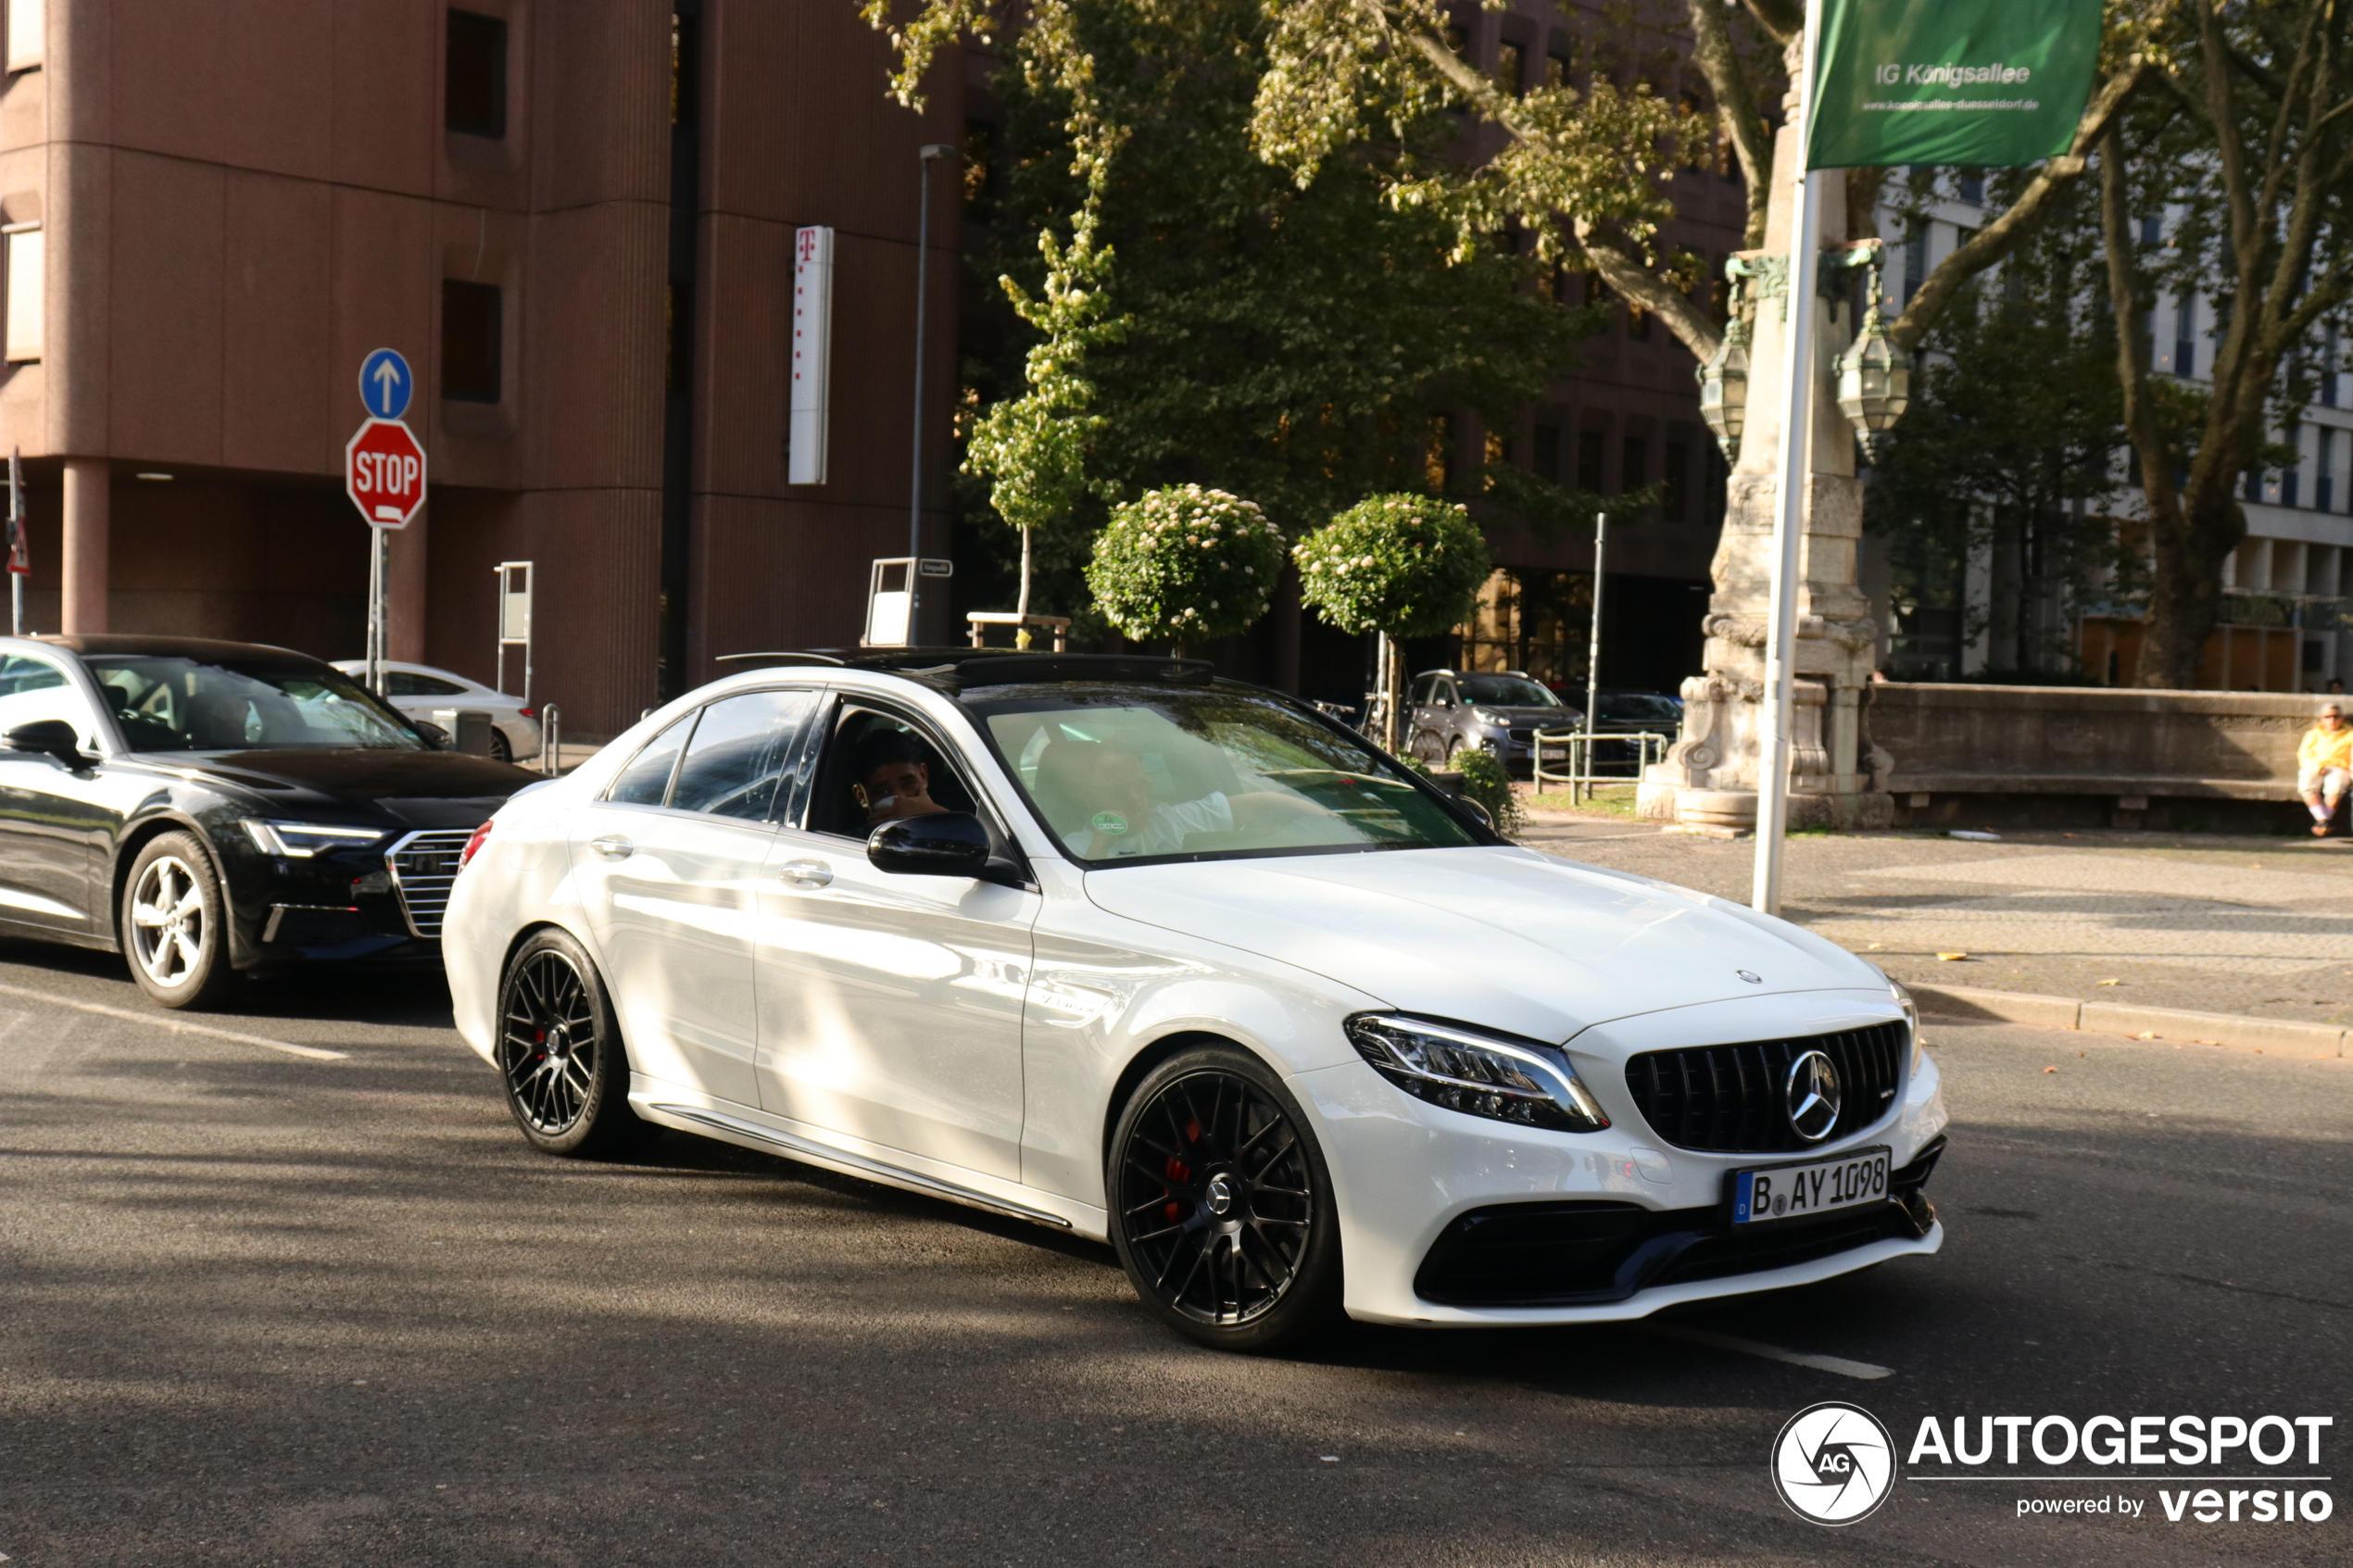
891, 0, 1596, 624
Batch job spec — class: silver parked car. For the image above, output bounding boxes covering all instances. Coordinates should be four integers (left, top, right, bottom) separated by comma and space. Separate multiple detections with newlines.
331, 660, 542, 764
1405, 670, 1579, 772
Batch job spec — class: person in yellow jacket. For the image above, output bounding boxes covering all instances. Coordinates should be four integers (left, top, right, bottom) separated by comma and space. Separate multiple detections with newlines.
2297, 703, 2351, 836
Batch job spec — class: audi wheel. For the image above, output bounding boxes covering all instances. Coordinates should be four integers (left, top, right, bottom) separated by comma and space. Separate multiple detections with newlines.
121, 833, 239, 1010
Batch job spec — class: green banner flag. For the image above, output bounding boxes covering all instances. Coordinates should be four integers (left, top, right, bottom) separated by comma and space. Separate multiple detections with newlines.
1806, 0, 2105, 170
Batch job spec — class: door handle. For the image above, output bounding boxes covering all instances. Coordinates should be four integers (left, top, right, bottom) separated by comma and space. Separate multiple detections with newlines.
777, 858, 833, 888
588, 834, 635, 860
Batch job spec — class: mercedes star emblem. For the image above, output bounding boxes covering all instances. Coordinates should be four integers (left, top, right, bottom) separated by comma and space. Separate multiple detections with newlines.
1783, 1050, 1843, 1142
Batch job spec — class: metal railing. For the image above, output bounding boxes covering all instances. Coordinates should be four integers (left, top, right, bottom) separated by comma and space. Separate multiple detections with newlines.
1531, 728, 1673, 802
539, 702, 562, 776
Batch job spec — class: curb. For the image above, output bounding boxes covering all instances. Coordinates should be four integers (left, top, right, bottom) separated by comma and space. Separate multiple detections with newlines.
1910, 983, 2347, 1059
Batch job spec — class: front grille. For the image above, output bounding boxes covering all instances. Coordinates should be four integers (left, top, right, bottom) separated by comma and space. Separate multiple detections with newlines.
1623, 1021, 1908, 1154
1414, 1137, 1942, 1308
384, 829, 475, 938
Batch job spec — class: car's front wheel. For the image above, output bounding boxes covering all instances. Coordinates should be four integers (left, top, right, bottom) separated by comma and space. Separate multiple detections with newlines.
121, 833, 239, 1010
1108, 1045, 1342, 1353
496, 928, 649, 1157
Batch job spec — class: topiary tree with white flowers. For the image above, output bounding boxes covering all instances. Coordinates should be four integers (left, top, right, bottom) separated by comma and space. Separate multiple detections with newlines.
1294, 494, 1489, 752
1084, 484, 1286, 658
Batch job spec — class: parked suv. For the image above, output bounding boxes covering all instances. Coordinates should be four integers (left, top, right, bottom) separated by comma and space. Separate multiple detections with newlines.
1405, 670, 1579, 773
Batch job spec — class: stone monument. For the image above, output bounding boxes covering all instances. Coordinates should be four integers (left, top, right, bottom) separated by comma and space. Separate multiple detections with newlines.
1636, 63, 1895, 834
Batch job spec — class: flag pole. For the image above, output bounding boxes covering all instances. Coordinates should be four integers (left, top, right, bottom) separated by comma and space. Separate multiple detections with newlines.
1579, 511, 1606, 805
1752, 4, 1829, 917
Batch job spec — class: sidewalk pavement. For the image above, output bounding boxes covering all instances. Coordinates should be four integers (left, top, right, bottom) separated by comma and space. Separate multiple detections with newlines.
1516, 807, 2353, 1030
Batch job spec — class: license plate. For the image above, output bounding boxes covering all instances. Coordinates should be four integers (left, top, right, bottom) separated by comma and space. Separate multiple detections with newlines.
1731, 1148, 1890, 1225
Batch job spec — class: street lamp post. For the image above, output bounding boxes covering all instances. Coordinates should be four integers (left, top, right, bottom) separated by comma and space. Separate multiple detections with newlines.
909, 141, 958, 641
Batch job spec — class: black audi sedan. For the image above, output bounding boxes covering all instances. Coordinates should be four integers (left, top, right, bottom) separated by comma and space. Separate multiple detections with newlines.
0, 633, 537, 1008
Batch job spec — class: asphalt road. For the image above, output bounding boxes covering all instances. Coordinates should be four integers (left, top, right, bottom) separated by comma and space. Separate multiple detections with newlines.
1, 942, 2346, 1567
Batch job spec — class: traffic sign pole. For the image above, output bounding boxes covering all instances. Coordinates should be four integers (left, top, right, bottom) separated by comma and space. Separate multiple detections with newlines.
346, 358, 424, 696
365, 524, 390, 696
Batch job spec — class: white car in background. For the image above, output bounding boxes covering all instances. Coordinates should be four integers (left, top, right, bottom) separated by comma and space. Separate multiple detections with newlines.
332, 660, 541, 763
440, 651, 1947, 1352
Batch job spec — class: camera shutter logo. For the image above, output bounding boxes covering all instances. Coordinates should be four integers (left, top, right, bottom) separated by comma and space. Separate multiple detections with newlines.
1783, 1049, 1843, 1142
1771, 1402, 1895, 1524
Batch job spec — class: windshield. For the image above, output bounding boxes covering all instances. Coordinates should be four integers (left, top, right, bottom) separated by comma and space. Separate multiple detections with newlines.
1598, 694, 1682, 724
86, 656, 424, 752
1455, 674, 1560, 709
966, 684, 1482, 866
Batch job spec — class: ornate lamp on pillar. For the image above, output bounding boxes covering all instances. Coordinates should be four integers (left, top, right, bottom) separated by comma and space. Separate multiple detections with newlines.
1635, 53, 1904, 839
1835, 271, 1914, 464
1696, 289, 1751, 464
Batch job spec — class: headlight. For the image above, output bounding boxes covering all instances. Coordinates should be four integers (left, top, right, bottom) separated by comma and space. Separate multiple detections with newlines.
1345, 1014, 1611, 1133
243, 821, 390, 858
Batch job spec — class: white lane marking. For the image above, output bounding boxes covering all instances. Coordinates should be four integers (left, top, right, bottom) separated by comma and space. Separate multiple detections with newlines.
1644, 1323, 1893, 1380
0, 981, 348, 1061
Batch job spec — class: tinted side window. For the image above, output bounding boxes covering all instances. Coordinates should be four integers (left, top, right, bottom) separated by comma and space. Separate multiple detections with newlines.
0, 655, 64, 697
0, 656, 98, 751
388, 671, 468, 697
670, 690, 816, 821
607, 712, 694, 806
1408, 675, 1434, 708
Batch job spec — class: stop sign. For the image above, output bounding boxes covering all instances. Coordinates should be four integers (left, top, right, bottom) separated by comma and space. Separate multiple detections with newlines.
345, 418, 427, 529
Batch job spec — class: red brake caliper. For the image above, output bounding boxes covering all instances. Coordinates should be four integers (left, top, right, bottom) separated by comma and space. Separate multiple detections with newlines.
1163, 1118, 1203, 1223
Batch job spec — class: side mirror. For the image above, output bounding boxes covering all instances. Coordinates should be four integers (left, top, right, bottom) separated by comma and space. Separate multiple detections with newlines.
411, 719, 454, 751
6, 719, 87, 766
867, 811, 993, 878
1457, 797, 1494, 831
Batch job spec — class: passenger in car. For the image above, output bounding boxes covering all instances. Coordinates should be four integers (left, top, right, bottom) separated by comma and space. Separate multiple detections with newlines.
1037, 738, 1322, 859
851, 730, 954, 829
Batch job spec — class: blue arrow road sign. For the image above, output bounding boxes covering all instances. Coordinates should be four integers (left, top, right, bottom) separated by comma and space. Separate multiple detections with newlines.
359, 347, 413, 420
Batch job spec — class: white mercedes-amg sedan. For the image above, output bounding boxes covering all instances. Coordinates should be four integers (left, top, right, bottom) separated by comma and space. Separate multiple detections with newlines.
442, 651, 1946, 1351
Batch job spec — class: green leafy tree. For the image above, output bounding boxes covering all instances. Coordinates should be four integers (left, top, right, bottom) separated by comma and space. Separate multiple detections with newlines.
1086, 485, 1287, 654
2097, 0, 2353, 686
1295, 494, 1489, 746
1866, 176, 2127, 680
963, 190, 1127, 623
868, 0, 1599, 626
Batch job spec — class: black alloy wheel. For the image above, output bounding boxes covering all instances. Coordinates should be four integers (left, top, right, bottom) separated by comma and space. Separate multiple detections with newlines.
489, 729, 514, 764
1109, 1046, 1342, 1352
496, 928, 648, 1157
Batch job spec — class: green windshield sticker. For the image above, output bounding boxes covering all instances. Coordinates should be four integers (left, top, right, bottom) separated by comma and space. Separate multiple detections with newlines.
1091, 811, 1129, 836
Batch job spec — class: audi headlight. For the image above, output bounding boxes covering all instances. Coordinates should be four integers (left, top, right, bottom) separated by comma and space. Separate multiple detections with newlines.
1345, 1014, 1610, 1133
244, 821, 390, 858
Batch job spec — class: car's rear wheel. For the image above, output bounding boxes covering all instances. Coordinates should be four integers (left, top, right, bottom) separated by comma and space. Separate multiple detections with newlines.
121, 833, 239, 1010
1108, 1045, 1342, 1353
496, 929, 649, 1157
489, 729, 514, 764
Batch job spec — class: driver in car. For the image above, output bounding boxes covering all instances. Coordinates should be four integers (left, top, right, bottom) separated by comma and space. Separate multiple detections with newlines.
1042, 739, 1319, 859
851, 730, 953, 829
